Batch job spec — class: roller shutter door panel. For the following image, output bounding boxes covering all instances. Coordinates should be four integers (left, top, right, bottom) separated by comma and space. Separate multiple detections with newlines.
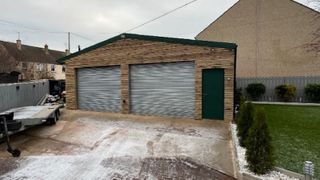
77, 66, 121, 112
130, 62, 195, 118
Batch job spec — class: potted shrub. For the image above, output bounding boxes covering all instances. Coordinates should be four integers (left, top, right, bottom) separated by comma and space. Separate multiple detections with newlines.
245, 83, 266, 101
275, 84, 296, 102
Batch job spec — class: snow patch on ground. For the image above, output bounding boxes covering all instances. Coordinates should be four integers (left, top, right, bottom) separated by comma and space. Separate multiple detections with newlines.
77, 117, 225, 140
0, 117, 234, 179
231, 123, 299, 180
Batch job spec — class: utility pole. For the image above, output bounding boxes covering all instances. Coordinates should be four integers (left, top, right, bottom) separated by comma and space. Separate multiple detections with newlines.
68, 32, 70, 52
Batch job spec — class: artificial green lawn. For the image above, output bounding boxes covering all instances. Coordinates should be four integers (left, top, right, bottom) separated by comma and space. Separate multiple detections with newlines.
253, 104, 320, 178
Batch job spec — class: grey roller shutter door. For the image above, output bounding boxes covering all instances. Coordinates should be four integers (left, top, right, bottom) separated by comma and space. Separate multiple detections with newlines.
130, 62, 195, 118
77, 66, 121, 112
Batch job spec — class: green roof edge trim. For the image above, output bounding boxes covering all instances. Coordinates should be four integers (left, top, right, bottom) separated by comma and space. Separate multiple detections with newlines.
57, 33, 237, 64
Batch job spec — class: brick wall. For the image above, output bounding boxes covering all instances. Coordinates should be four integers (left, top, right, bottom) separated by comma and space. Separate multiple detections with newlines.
65, 38, 235, 122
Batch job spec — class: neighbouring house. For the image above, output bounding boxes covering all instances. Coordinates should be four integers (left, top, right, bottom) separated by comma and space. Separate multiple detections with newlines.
0, 39, 67, 82
196, 0, 320, 78
57, 33, 237, 121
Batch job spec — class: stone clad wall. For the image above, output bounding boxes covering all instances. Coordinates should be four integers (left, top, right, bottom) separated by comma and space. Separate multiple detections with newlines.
65, 38, 235, 121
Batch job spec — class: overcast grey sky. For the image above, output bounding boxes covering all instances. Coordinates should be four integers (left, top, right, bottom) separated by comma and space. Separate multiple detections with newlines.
0, 0, 312, 52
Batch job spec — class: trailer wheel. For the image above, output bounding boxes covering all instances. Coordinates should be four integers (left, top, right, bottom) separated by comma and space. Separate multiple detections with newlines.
48, 113, 57, 125
9, 149, 21, 157
56, 109, 60, 117
55, 110, 60, 121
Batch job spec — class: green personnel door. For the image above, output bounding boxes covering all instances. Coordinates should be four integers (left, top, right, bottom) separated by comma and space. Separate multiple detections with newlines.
202, 69, 224, 120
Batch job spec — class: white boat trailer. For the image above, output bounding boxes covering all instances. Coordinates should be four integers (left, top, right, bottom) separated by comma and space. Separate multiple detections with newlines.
0, 105, 61, 157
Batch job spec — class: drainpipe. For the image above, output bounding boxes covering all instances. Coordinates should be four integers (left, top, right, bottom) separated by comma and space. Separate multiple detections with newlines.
233, 46, 238, 122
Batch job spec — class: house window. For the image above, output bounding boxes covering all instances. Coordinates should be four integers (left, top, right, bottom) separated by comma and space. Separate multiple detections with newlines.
22, 62, 28, 70
37, 63, 44, 71
51, 64, 55, 71
62, 65, 65, 72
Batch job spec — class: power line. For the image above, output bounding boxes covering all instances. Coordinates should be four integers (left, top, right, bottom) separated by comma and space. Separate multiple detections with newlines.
0, 19, 36, 31
0, 19, 48, 32
0, 0, 201, 46
0, 19, 95, 41
124, 0, 199, 33
70, 32, 96, 42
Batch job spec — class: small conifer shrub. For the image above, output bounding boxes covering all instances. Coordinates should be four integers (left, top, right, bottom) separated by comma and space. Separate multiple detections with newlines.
246, 108, 274, 174
236, 102, 254, 147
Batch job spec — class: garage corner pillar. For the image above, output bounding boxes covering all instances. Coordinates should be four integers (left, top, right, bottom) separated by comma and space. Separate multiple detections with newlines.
195, 64, 202, 120
66, 67, 77, 110
121, 64, 129, 114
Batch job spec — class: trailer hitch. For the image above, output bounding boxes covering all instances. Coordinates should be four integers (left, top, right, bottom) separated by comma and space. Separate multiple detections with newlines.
0, 113, 21, 157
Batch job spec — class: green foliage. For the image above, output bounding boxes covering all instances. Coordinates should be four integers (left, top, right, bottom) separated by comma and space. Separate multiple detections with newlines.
235, 88, 243, 106
246, 108, 274, 174
239, 96, 246, 110
275, 84, 296, 102
236, 96, 245, 123
237, 102, 254, 147
254, 104, 320, 178
246, 83, 266, 101
305, 84, 320, 102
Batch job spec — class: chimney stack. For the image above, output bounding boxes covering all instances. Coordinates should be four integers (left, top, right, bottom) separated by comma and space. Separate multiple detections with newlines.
65, 49, 70, 55
16, 39, 22, 50
44, 44, 49, 54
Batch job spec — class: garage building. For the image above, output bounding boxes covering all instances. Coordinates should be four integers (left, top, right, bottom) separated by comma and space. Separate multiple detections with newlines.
57, 33, 237, 121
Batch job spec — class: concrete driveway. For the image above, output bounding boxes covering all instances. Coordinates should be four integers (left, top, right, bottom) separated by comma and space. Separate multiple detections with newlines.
0, 110, 235, 179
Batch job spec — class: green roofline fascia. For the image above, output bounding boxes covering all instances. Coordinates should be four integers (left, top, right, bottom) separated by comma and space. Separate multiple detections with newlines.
57, 33, 237, 64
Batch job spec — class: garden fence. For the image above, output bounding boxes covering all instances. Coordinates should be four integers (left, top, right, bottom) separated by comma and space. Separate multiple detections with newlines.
237, 76, 320, 102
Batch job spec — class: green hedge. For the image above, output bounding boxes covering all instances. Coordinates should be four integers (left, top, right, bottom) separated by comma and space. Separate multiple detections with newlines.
305, 84, 320, 103
275, 84, 296, 102
246, 83, 266, 101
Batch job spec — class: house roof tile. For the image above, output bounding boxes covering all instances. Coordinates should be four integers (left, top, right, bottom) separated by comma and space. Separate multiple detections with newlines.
0, 40, 65, 64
